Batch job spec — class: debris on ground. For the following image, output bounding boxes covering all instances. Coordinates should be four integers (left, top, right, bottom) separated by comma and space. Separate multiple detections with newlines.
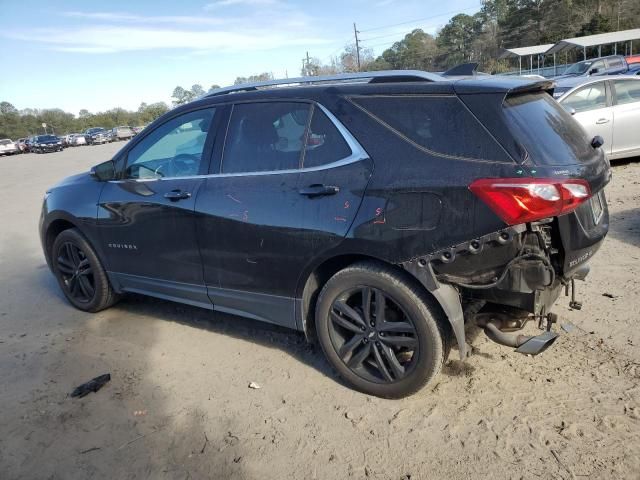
248, 381, 261, 389
561, 323, 576, 333
602, 293, 616, 298
70, 374, 111, 398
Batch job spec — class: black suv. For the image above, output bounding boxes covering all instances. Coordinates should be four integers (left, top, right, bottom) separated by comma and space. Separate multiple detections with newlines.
39, 71, 610, 398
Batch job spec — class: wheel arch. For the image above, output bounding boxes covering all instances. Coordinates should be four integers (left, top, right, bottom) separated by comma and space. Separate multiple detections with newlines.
43, 217, 78, 267
296, 253, 462, 356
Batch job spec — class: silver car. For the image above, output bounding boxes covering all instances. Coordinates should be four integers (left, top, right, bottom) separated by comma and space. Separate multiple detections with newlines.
554, 76, 640, 160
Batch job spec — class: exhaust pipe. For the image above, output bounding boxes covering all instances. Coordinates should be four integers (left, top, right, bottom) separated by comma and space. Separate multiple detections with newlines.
484, 320, 558, 356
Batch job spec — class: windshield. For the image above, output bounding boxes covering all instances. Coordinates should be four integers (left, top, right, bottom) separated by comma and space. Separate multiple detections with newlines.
564, 61, 592, 75
36, 135, 58, 142
0, 139, 11, 145
87, 128, 104, 134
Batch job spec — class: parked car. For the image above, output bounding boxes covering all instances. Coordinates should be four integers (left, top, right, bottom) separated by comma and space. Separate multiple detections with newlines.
554, 76, 640, 161
625, 65, 640, 76
24, 137, 35, 152
554, 55, 629, 79
69, 134, 87, 146
111, 125, 134, 141
0, 138, 21, 155
32, 134, 63, 153
132, 125, 146, 136
16, 138, 29, 152
625, 54, 640, 66
84, 127, 109, 145
40, 71, 610, 398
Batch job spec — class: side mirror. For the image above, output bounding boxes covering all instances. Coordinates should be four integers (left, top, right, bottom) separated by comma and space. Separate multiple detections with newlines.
591, 135, 604, 149
589, 68, 599, 75
90, 160, 116, 181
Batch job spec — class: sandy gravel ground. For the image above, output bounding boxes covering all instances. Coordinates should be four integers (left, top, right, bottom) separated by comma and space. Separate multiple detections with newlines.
1, 144, 639, 480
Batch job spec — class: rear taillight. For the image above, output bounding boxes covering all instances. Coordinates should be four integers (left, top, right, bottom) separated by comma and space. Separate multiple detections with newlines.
469, 178, 591, 225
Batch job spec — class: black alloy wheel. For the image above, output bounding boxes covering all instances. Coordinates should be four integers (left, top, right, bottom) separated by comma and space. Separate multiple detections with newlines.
328, 287, 419, 384
51, 228, 120, 312
316, 261, 447, 398
56, 241, 95, 304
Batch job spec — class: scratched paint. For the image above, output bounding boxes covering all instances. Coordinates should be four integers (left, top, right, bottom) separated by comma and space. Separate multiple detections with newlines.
373, 207, 386, 224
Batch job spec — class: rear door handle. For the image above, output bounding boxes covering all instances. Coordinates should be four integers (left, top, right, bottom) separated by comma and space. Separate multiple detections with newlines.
164, 189, 192, 201
298, 184, 340, 198
596, 118, 610, 124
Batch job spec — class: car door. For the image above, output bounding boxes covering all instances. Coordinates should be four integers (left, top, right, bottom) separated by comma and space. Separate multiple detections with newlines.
96, 107, 219, 308
610, 79, 640, 158
194, 101, 372, 328
561, 81, 613, 155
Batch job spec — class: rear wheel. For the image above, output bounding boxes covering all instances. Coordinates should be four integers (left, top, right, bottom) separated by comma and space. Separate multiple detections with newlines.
51, 228, 119, 312
315, 261, 447, 398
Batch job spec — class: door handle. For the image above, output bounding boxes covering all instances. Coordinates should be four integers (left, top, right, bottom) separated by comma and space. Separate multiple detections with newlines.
164, 189, 191, 201
298, 184, 340, 198
596, 118, 610, 124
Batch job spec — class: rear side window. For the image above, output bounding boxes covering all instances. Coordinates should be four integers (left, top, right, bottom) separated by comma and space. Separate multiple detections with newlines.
613, 79, 640, 105
302, 108, 352, 168
222, 102, 311, 173
562, 82, 607, 112
606, 57, 623, 69
351, 95, 510, 161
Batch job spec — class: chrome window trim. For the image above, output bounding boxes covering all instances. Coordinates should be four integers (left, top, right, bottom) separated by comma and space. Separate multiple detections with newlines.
109, 101, 369, 183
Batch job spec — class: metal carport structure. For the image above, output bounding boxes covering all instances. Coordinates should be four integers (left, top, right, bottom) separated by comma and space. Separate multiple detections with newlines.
498, 44, 555, 75
546, 28, 640, 60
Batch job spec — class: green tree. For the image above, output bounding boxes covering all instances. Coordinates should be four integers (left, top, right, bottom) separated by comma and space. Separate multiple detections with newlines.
234, 72, 274, 85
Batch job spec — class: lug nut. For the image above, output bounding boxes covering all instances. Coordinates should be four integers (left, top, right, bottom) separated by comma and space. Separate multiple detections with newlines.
370, 321, 375, 327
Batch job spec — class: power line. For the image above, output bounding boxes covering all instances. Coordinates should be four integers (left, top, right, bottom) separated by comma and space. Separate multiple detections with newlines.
360, 19, 445, 44
358, 5, 480, 33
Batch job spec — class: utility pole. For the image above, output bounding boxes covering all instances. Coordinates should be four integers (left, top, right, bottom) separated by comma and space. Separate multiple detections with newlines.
306, 51, 311, 75
353, 22, 361, 71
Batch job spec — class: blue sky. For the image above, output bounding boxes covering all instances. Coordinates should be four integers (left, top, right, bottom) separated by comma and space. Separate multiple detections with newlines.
0, 0, 481, 114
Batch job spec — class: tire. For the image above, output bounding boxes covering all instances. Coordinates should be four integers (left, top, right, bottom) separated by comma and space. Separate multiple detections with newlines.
315, 261, 447, 398
51, 228, 119, 312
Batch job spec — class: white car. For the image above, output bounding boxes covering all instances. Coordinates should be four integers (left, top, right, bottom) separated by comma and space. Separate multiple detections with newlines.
0, 138, 21, 156
555, 76, 640, 160
69, 134, 87, 146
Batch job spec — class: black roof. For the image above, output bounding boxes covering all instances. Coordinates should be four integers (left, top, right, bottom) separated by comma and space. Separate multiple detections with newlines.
189, 75, 553, 107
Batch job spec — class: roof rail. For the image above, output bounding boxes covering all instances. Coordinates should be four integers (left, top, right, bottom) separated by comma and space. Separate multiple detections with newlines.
204, 70, 445, 97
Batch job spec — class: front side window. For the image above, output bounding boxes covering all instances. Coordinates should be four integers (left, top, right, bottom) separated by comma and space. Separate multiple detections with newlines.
562, 83, 607, 113
125, 108, 215, 179
221, 102, 311, 174
613, 80, 640, 105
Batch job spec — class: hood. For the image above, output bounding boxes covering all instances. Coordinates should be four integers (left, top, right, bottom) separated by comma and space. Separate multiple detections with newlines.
50, 172, 90, 189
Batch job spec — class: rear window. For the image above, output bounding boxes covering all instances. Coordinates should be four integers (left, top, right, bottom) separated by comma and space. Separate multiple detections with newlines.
502, 92, 593, 166
351, 95, 510, 162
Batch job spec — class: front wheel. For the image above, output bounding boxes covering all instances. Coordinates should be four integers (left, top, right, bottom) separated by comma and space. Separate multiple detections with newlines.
315, 261, 448, 398
51, 228, 119, 312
